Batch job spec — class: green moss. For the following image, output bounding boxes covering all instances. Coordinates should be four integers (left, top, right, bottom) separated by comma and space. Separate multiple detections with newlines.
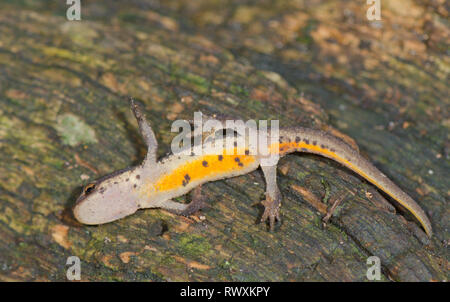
179, 72, 209, 94
55, 114, 98, 147
41, 47, 113, 69
321, 178, 331, 204
296, 171, 309, 179
160, 255, 176, 265
175, 233, 211, 257
246, 99, 264, 111
46, 157, 65, 169
218, 259, 232, 269
230, 85, 249, 97
60, 22, 99, 47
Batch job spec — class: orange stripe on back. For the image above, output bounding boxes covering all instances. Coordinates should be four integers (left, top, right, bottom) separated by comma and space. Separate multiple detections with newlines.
275, 141, 352, 165
155, 150, 256, 192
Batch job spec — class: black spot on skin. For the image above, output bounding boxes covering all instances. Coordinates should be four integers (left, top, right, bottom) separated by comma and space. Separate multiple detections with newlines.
114, 182, 118, 185
295, 137, 301, 143
238, 163, 244, 167
330, 148, 336, 152
190, 152, 195, 156
304, 138, 309, 144
99, 187, 106, 194
245, 149, 249, 155
233, 141, 237, 147
136, 175, 140, 179
133, 184, 137, 188
234, 157, 240, 162
321, 144, 326, 149
202, 160, 208, 167
182, 174, 191, 186
218, 155, 223, 161
126, 178, 129, 182
312, 141, 317, 145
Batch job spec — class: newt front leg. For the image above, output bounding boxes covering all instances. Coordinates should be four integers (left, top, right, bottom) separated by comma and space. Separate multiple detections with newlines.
260, 165, 282, 230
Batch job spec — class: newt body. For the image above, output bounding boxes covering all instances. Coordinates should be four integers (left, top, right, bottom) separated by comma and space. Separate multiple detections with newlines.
73, 100, 432, 237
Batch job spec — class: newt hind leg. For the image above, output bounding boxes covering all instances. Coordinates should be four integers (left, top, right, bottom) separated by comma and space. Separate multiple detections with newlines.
180, 185, 210, 216
261, 165, 282, 230
159, 185, 209, 216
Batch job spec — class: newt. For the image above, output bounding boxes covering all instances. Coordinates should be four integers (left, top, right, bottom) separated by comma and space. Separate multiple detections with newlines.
73, 99, 432, 237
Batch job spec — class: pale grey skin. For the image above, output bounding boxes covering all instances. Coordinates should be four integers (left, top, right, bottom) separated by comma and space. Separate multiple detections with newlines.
74, 100, 432, 237
73, 100, 201, 224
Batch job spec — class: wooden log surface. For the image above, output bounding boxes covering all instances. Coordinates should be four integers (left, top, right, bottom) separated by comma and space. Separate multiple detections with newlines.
0, 1, 448, 281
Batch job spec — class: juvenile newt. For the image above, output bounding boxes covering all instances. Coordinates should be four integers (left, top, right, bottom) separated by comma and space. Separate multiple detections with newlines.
73, 100, 432, 237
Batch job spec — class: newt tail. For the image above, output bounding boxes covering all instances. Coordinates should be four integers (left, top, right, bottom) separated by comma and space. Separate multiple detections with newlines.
276, 127, 432, 237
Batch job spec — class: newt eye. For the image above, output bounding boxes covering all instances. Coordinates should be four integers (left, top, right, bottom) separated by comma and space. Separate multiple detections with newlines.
84, 183, 96, 195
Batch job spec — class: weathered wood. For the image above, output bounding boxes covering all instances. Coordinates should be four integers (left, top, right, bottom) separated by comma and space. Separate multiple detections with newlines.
0, 1, 448, 281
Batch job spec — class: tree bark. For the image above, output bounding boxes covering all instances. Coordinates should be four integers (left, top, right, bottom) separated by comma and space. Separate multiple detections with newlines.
0, 1, 448, 281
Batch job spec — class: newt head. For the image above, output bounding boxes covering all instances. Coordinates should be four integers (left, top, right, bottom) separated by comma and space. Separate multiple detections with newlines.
73, 166, 143, 225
